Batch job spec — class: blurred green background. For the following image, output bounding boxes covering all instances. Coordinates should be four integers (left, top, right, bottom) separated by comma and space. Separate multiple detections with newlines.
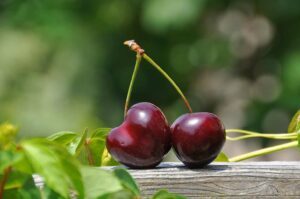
1, 0, 299, 160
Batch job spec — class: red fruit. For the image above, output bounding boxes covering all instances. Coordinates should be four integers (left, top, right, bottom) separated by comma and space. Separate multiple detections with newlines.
171, 112, 225, 168
106, 102, 171, 169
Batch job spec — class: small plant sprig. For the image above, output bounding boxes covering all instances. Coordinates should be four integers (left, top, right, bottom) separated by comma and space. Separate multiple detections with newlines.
123, 40, 300, 163
0, 124, 185, 199
224, 111, 300, 162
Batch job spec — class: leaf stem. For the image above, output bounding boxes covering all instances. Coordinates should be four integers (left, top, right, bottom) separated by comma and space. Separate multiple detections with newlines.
0, 166, 12, 199
229, 141, 298, 162
39, 186, 46, 199
84, 139, 95, 166
142, 53, 193, 113
124, 54, 142, 118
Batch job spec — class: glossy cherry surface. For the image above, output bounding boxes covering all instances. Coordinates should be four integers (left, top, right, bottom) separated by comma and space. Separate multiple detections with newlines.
171, 112, 225, 168
106, 102, 171, 169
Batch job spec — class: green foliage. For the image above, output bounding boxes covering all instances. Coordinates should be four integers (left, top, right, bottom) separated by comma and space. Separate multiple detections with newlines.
75, 129, 89, 156
0, 123, 18, 148
42, 186, 67, 199
97, 191, 134, 199
113, 168, 140, 196
288, 110, 300, 153
298, 133, 300, 153
87, 128, 114, 166
214, 152, 229, 162
0, 124, 185, 198
4, 177, 40, 199
81, 166, 123, 199
47, 131, 78, 145
101, 148, 119, 166
288, 109, 300, 133
151, 190, 187, 199
3, 170, 29, 190
48, 128, 116, 166
0, 151, 22, 173
21, 139, 84, 198
91, 128, 112, 138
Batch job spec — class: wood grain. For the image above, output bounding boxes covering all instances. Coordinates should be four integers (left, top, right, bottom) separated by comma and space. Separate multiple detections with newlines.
34, 162, 300, 198
118, 162, 300, 198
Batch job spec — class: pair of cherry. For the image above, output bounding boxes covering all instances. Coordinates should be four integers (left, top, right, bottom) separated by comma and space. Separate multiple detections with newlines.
106, 102, 225, 169
106, 40, 225, 169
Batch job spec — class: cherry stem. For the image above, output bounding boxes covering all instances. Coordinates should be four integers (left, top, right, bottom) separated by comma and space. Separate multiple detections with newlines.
124, 40, 192, 113
142, 53, 193, 113
124, 54, 142, 118
229, 141, 298, 162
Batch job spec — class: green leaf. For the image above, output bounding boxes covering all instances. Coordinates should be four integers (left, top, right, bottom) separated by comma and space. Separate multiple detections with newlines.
75, 129, 88, 156
42, 186, 68, 199
16, 177, 41, 199
113, 168, 140, 196
81, 166, 123, 199
101, 148, 119, 166
86, 137, 106, 166
90, 128, 111, 139
288, 109, 300, 133
66, 129, 88, 157
3, 176, 40, 199
151, 190, 187, 199
97, 190, 134, 199
0, 123, 18, 147
48, 131, 88, 157
13, 153, 34, 175
298, 132, 300, 153
82, 128, 111, 166
48, 131, 78, 145
214, 152, 229, 162
3, 188, 19, 199
4, 170, 30, 190
21, 139, 84, 199
0, 151, 22, 173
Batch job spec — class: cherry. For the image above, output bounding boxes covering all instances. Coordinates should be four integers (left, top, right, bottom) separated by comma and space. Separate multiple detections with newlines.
171, 112, 225, 168
106, 102, 171, 169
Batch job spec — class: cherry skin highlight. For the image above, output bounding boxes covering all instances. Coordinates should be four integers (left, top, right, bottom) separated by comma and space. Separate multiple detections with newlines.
106, 102, 171, 169
171, 112, 225, 168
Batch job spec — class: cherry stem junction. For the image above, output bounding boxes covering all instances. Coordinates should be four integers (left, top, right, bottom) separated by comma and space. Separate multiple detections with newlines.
124, 40, 193, 113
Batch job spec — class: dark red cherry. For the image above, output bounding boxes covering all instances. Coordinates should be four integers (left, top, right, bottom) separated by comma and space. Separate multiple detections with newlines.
106, 102, 171, 169
171, 112, 225, 168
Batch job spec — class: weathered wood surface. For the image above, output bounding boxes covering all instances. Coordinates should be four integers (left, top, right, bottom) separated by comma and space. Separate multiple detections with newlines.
34, 162, 300, 198
125, 162, 300, 198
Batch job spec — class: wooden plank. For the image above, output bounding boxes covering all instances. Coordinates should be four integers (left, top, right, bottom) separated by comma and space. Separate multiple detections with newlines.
120, 162, 300, 198
34, 162, 300, 198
